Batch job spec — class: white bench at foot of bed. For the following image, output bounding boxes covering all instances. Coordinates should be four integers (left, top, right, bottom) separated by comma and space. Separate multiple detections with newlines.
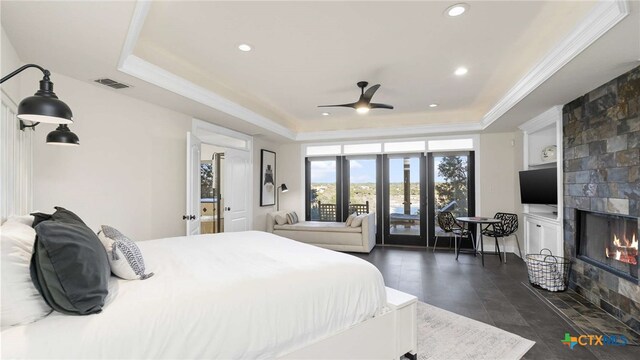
280, 287, 418, 360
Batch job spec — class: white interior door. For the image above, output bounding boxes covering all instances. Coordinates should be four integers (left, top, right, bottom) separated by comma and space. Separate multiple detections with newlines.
223, 147, 251, 232
186, 132, 202, 235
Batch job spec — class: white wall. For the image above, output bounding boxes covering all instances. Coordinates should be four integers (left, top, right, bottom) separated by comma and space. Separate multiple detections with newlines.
277, 142, 304, 216
1, 26, 22, 101
27, 71, 191, 240
478, 132, 524, 254
253, 137, 279, 231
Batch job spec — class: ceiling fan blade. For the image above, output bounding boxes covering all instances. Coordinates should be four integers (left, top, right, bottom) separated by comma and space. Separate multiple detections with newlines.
370, 103, 394, 110
363, 84, 381, 101
317, 103, 357, 108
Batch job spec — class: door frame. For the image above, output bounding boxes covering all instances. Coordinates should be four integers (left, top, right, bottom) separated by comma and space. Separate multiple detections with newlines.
190, 119, 253, 233
382, 153, 427, 246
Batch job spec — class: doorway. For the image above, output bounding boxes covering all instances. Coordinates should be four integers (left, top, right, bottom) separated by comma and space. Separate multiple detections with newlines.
186, 120, 253, 236
383, 154, 427, 246
200, 144, 225, 234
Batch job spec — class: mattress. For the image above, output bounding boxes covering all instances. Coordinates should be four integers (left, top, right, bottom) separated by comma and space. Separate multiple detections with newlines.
1, 231, 387, 359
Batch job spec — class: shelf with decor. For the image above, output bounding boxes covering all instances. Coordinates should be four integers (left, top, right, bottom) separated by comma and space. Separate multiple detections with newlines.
519, 106, 563, 257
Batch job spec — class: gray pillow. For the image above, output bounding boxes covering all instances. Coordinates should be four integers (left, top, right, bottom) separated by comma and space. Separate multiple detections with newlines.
30, 208, 110, 315
286, 211, 299, 224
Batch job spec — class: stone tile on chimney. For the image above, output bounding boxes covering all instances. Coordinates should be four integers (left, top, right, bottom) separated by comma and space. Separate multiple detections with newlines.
628, 131, 640, 149
574, 144, 590, 158
591, 197, 607, 212
615, 149, 640, 167
630, 166, 639, 183
589, 140, 607, 156
607, 134, 628, 152
617, 116, 640, 134
606, 167, 629, 182
606, 198, 629, 215
619, 279, 640, 304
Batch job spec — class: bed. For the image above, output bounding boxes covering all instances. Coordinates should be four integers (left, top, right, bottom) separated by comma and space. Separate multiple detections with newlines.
2, 231, 416, 359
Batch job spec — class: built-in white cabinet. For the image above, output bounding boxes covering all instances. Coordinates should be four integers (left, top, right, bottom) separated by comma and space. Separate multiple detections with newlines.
519, 106, 563, 258
524, 214, 562, 257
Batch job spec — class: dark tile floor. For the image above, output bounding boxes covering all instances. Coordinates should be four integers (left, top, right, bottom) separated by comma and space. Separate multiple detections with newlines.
352, 246, 640, 360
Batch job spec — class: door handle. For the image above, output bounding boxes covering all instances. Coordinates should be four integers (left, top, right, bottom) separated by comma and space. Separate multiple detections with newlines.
190, 215, 196, 220
182, 215, 188, 220
536, 224, 541, 228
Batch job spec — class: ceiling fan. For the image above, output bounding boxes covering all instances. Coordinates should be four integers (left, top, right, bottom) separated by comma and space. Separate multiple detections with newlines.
318, 81, 394, 114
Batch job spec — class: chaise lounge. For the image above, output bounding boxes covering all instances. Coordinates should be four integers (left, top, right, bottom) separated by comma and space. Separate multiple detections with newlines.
266, 211, 376, 253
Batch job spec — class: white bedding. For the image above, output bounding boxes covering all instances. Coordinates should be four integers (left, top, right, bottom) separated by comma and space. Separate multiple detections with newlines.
1, 231, 387, 359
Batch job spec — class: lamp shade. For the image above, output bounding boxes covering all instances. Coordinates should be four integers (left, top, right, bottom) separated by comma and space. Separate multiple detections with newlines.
46, 125, 79, 146
17, 79, 72, 125
280, 183, 288, 192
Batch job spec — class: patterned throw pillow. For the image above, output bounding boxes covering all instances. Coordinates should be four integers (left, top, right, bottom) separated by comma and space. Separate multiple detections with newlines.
98, 225, 153, 280
345, 212, 357, 226
286, 212, 299, 224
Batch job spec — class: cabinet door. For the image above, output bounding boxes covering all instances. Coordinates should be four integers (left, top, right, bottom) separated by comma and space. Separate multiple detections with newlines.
526, 218, 542, 254
541, 222, 560, 256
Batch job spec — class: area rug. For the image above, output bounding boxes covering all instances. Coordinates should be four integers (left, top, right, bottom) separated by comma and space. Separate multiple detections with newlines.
415, 301, 535, 360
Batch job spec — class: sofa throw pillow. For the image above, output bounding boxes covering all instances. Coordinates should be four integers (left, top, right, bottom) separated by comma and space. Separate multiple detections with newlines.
30, 207, 111, 315
98, 225, 154, 280
350, 214, 367, 227
1, 220, 52, 327
345, 212, 358, 227
286, 211, 299, 224
275, 213, 288, 225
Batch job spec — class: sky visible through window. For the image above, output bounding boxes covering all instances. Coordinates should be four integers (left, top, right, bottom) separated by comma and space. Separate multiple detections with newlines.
310, 158, 446, 183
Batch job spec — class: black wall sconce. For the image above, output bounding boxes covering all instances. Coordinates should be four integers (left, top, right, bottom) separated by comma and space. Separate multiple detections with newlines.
1, 64, 79, 146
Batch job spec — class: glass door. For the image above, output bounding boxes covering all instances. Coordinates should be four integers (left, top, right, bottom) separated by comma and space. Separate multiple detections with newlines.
428, 152, 475, 248
305, 157, 339, 221
383, 154, 427, 246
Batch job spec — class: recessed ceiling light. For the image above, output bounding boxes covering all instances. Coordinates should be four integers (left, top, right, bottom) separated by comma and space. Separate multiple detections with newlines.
238, 44, 252, 52
454, 67, 468, 76
321, 112, 331, 116
429, 104, 438, 108
446, 3, 469, 17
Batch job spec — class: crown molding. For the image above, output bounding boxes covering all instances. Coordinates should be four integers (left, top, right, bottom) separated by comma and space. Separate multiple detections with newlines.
118, 0, 629, 142
518, 105, 563, 133
295, 122, 483, 142
481, 0, 629, 129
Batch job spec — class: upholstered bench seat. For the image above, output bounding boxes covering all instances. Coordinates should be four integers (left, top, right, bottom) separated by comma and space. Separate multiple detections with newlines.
267, 212, 376, 253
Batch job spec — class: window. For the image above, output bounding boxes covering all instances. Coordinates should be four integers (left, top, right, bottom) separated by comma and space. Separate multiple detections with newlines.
306, 145, 342, 156
427, 138, 474, 151
343, 143, 382, 155
306, 158, 338, 221
347, 157, 377, 217
383, 141, 426, 153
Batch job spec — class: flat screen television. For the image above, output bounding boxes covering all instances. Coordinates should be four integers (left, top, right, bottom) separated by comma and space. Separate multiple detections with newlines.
519, 168, 557, 205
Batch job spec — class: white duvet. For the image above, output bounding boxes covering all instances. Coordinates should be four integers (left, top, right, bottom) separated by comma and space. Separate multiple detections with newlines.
1, 231, 387, 359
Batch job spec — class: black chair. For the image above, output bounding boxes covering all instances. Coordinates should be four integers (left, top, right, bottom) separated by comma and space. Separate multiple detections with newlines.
481, 212, 521, 263
434, 211, 473, 256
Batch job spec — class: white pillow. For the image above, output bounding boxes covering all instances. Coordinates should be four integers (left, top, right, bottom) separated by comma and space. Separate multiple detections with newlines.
275, 214, 288, 225
1, 219, 52, 327
6, 215, 34, 226
345, 212, 357, 226
98, 225, 154, 281
350, 214, 367, 227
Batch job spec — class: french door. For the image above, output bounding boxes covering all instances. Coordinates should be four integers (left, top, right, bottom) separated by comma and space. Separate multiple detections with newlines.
427, 151, 476, 248
383, 154, 427, 246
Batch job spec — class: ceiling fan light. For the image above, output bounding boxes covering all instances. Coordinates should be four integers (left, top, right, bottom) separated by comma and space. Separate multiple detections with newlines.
356, 106, 370, 114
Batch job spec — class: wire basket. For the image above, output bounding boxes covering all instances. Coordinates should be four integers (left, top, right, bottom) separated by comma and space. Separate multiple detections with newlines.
525, 248, 571, 292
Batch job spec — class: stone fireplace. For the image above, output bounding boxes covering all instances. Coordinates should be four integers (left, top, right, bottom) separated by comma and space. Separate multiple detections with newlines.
576, 210, 638, 283
563, 65, 640, 333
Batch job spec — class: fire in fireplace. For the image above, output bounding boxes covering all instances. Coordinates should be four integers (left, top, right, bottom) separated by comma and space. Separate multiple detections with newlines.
576, 210, 639, 282
605, 233, 638, 265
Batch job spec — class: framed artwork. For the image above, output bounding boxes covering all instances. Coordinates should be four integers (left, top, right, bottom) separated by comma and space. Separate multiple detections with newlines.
260, 149, 276, 206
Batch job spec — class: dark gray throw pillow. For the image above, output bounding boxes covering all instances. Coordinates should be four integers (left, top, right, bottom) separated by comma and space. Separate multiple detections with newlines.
30, 208, 110, 315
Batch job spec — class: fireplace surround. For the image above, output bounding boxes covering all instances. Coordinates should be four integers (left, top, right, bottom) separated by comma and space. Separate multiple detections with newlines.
576, 210, 638, 283
563, 65, 640, 333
